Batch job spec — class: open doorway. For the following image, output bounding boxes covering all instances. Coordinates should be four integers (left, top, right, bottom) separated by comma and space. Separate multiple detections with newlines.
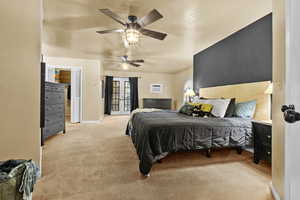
45, 65, 82, 123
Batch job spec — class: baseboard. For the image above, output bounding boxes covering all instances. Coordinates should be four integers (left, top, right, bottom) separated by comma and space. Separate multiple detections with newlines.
270, 182, 281, 200
81, 120, 101, 124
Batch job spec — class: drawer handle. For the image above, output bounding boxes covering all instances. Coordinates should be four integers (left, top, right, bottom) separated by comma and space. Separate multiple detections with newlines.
267, 151, 271, 155
267, 135, 271, 139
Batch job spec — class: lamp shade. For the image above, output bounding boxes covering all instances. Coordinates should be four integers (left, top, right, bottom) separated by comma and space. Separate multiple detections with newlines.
265, 83, 273, 94
185, 88, 195, 97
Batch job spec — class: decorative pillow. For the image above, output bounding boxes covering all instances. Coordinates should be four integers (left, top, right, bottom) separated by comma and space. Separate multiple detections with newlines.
200, 103, 214, 113
179, 104, 194, 116
189, 103, 213, 113
233, 100, 256, 119
196, 97, 235, 117
193, 99, 231, 117
225, 98, 236, 117
188, 103, 214, 117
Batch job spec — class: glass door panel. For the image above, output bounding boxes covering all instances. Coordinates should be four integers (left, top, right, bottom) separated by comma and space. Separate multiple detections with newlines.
111, 80, 120, 112
111, 78, 130, 114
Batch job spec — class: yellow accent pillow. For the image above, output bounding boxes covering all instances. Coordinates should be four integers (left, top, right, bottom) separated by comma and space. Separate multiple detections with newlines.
188, 103, 213, 112
200, 104, 213, 112
188, 102, 202, 107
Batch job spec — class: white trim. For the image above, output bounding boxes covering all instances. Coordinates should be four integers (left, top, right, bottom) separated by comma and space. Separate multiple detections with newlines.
81, 120, 101, 124
45, 64, 83, 123
39, 146, 43, 176
270, 182, 281, 200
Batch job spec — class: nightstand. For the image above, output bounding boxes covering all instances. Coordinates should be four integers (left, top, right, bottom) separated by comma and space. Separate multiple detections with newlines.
252, 121, 272, 164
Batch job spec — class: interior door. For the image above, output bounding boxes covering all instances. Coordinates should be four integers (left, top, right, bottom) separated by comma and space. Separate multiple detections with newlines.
273, 0, 300, 198
71, 68, 81, 123
285, 0, 300, 198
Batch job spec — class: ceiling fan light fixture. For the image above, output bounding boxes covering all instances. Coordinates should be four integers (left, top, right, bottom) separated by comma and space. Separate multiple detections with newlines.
98, 9, 167, 43
123, 28, 140, 46
121, 63, 129, 70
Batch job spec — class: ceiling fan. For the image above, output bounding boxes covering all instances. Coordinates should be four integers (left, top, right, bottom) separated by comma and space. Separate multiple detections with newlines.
105, 55, 145, 69
96, 8, 167, 45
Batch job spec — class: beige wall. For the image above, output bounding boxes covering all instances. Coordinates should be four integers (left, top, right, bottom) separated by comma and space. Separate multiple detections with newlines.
272, 0, 286, 198
104, 70, 175, 108
44, 57, 104, 121
0, 0, 41, 165
172, 67, 193, 109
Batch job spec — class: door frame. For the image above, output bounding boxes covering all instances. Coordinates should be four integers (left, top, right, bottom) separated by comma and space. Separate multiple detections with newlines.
45, 64, 83, 122
111, 77, 130, 115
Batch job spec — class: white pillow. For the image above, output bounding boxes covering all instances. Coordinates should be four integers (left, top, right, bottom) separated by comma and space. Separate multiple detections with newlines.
195, 99, 231, 118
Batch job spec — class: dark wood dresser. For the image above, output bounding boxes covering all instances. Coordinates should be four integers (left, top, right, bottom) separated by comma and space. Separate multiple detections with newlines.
41, 82, 66, 145
143, 98, 172, 110
252, 121, 272, 164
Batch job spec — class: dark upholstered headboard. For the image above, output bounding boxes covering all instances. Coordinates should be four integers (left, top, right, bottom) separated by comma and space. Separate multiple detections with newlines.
143, 98, 172, 110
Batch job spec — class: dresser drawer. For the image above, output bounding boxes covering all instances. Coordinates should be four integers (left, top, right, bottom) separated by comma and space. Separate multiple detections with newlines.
45, 112, 65, 126
45, 84, 65, 93
257, 131, 272, 147
45, 92, 64, 105
261, 133, 272, 147
253, 123, 272, 146
43, 122, 65, 140
45, 104, 64, 115
261, 145, 272, 162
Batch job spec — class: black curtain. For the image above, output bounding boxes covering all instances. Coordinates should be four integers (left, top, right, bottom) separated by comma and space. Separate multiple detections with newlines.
129, 77, 139, 112
104, 76, 113, 115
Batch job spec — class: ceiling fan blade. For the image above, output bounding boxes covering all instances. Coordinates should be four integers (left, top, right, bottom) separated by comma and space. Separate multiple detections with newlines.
128, 59, 144, 63
99, 9, 126, 26
137, 9, 163, 27
129, 62, 141, 67
96, 29, 124, 34
140, 28, 167, 40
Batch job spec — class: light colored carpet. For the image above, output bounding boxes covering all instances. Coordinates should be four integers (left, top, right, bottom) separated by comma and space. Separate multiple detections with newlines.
33, 116, 273, 200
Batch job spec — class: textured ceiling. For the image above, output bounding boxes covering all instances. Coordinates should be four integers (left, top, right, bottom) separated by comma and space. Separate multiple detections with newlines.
43, 0, 272, 73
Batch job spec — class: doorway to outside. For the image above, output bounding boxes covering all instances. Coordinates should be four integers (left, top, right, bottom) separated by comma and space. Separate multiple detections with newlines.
46, 65, 82, 123
111, 77, 131, 115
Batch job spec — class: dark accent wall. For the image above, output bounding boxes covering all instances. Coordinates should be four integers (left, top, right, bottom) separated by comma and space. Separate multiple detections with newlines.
193, 13, 272, 91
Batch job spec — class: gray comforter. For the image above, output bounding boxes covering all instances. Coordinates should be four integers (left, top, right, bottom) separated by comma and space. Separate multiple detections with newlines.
128, 111, 252, 175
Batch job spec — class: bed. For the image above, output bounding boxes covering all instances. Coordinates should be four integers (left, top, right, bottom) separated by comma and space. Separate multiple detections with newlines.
127, 81, 271, 175
127, 111, 252, 175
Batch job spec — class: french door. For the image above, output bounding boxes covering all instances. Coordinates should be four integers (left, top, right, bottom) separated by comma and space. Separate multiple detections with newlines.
111, 77, 131, 115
